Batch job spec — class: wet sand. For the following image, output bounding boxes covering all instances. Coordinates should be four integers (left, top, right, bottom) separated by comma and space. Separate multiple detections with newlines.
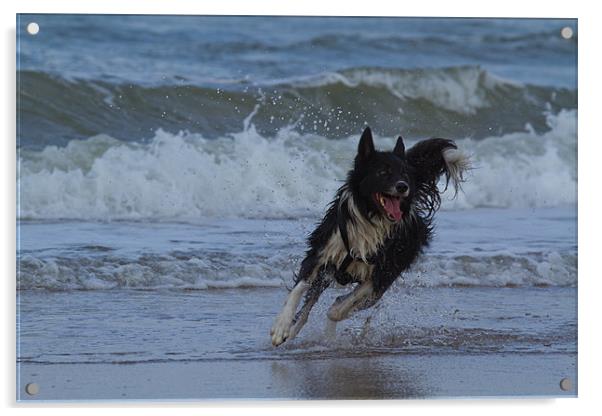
19, 352, 576, 401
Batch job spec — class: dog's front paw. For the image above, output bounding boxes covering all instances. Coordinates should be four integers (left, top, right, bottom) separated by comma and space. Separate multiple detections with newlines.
270, 313, 293, 346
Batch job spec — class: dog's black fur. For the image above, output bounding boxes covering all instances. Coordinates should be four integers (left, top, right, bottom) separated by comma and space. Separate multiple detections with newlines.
270, 127, 468, 346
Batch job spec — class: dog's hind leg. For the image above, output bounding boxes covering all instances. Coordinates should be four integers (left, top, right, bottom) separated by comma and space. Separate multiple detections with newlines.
326, 280, 374, 322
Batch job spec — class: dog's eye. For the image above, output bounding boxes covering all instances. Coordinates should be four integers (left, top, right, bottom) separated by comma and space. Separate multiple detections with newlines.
378, 169, 388, 176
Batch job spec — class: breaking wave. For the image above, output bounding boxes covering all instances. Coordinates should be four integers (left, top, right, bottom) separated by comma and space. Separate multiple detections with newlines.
18, 110, 576, 220
18, 247, 576, 291
18, 66, 575, 149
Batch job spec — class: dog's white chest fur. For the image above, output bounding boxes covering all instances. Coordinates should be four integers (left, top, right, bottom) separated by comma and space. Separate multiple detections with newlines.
319, 189, 393, 282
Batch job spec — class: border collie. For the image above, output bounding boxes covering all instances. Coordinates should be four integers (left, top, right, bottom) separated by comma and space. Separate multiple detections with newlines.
271, 127, 469, 346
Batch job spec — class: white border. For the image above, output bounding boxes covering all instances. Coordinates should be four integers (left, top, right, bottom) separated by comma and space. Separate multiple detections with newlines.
1, 0, 586, 17
3, 0, 600, 415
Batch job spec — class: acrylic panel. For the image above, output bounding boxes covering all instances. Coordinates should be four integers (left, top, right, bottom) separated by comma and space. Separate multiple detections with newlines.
16, 15, 577, 401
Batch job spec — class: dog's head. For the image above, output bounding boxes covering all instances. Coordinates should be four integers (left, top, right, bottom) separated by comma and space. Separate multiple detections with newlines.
351, 127, 412, 223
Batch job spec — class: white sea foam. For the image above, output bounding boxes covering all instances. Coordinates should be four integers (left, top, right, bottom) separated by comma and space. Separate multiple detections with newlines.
17, 251, 291, 291
405, 252, 576, 288
19, 126, 348, 220
17, 249, 576, 291
443, 110, 576, 209
18, 110, 576, 221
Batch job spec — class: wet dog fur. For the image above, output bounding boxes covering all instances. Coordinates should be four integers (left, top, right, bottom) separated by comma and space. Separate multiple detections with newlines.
271, 127, 469, 346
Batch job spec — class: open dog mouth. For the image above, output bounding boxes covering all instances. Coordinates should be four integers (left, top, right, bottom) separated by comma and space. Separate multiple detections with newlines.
373, 192, 403, 222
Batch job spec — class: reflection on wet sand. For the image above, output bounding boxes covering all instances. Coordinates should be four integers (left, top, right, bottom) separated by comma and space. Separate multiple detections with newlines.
270, 356, 429, 399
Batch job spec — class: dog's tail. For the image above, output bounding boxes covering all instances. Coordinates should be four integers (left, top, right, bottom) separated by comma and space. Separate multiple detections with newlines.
405, 138, 470, 217
441, 146, 471, 196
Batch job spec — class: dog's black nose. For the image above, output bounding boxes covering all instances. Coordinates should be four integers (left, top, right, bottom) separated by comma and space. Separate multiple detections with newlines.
396, 181, 409, 194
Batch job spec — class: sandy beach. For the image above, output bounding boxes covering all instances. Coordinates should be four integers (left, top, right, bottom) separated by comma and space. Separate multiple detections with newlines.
19, 352, 576, 401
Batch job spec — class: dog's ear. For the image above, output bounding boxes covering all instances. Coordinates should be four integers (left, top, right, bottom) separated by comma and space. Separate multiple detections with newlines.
393, 135, 405, 158
357, 127, 375, 161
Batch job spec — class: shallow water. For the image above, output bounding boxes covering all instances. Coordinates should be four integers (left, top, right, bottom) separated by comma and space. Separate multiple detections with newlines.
17, 207, 577, 291
18, 286, 577, 365
17, 207, 577, 368
17, 282, 577, 400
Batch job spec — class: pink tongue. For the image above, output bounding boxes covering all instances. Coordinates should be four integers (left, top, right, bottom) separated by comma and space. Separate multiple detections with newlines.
383, 197, 402, 222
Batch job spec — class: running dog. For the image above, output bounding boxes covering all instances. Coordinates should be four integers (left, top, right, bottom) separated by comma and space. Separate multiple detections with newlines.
271, 127, 469, 346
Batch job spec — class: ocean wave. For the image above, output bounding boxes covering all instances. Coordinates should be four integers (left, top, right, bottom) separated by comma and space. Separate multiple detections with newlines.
290, 66, 518, 114
18, 109, 576, 220
445, 110, 577, 209
199, 29, 573, 55
18, 126, 347, 220
407, 251, 576, 288
17, 248, 576, 291
18, 66, 576, 149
